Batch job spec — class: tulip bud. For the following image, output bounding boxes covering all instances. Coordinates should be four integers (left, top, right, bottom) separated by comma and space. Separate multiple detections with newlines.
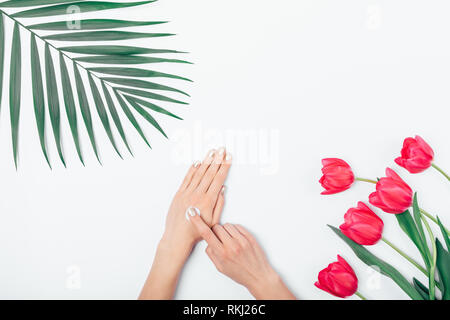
315, 255, 358, 298
369, 168, 413, 214
340, 202, 384, 245
395, 135, 434, 174
320, 158, 355, 195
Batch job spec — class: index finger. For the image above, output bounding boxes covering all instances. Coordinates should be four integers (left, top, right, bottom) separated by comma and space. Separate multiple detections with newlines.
188, 208, 223, 249
207, 152, 232, 196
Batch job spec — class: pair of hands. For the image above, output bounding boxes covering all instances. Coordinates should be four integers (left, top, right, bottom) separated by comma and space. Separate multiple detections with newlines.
139, 148, 295, 300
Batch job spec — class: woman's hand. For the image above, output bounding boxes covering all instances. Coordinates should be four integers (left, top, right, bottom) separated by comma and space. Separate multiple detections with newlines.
162, 147, 232, 251
189, 214, 296, 300
139, 148, 232, 300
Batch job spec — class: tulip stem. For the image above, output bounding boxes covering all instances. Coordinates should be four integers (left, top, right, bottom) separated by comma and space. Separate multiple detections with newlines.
421, 215, 437, 300
354, 291, 367, 300
419, 208, 450, 236
355, 177, 377, 184
381, 237, 428, 275
431, 163, 450, 181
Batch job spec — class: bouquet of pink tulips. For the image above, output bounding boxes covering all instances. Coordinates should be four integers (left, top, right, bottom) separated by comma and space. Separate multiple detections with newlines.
316, 136, 450, 300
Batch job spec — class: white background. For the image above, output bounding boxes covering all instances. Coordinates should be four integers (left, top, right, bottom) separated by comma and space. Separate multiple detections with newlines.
0, 0, 449, 300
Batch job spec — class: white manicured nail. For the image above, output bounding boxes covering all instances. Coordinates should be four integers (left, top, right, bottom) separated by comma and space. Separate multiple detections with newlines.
218, 147, 226, 156
221, 185, 226, 195
226, 152, 232, 161
208, 150, 216, 158
193, 161, 201, 168
185, 207, 201, 221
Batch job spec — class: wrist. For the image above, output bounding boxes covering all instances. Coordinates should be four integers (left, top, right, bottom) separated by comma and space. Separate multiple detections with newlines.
247, 269, 279, 297
248, 270, 295, 300
159, 233, 195, 262
140, 237, 194, 300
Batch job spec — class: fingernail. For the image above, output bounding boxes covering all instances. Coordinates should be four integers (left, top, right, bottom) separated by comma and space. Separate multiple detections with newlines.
221, 185, 226, 195
218, 147, 226, 156
208, 149, 216, 158
193, 161, 201, 168
226, 152, 232, 161
185, 206, 201, 221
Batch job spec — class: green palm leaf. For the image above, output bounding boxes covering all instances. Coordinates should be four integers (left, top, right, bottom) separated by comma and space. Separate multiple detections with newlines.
59, 53, 84, 165
43, 31, 173, 41
114, 90, 151, 148
88, 67, 192, 82
124, 95, 183, 120
73, 63, 101, 164
87, 74, 122, 158
45, 44, 66, 167
0, 0, 84, 8
103, 78, 189, 96
29, 19, 167, 31
0, 14, 4, 111
60, 45, 184, 55
12, 1, 156, 18
101, 82, 132, 155
10, 22, 21, 169
127, 97, 167, 138
74, 55, 189, 65
0, 0, 189, 167
30, 35, 51, 168
116, 87, 188, 105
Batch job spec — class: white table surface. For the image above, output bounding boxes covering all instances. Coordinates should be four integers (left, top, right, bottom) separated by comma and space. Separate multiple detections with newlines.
0, 0, 449, 299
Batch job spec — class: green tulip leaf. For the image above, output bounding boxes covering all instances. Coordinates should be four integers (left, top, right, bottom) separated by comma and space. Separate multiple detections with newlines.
396, 210, 431, 270
329, 225, 423, 300
437, 216, 450, 251
412, 278, 431, 300
412, 194, 427, 247
436, 239, 450, 300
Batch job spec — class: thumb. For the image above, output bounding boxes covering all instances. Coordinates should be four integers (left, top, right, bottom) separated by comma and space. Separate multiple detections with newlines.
187, 207, 222, 248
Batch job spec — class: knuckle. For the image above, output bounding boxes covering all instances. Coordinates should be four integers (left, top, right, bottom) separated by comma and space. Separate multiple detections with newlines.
248, 237, 257, 246
192, 190, 203, 198
199, 229, 210, 239
229, 242, 241, 255
241, 240, 250, 250
222, 252, 231, 261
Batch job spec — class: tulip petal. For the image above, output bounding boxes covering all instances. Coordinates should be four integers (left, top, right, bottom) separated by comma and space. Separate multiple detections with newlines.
415, 135, 434, 158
